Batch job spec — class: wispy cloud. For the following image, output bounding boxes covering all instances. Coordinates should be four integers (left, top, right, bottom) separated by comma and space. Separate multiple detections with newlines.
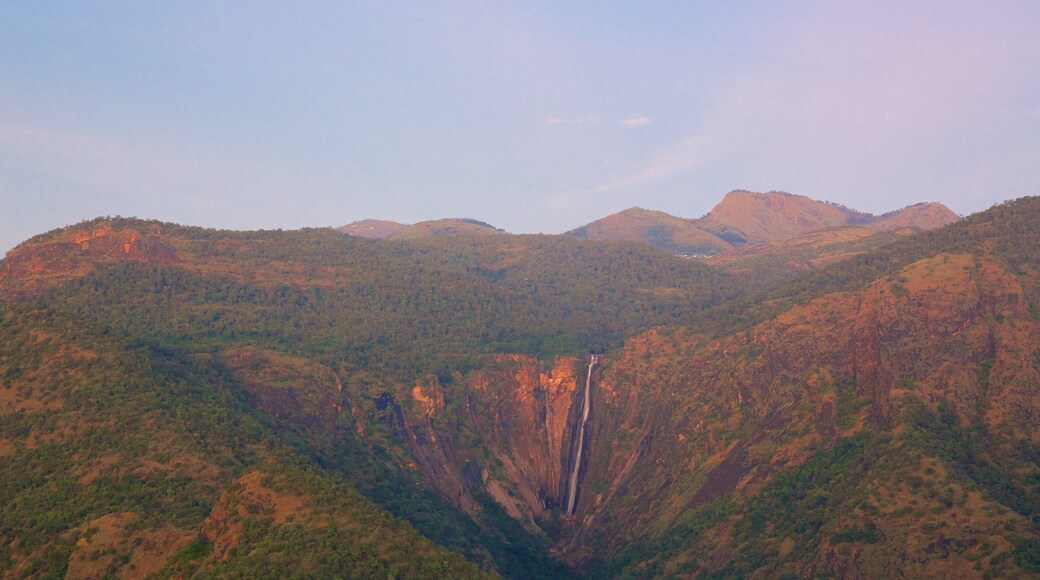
544, 116, 600, 126
622, 116, 651, 127
551, 1, 1040, 210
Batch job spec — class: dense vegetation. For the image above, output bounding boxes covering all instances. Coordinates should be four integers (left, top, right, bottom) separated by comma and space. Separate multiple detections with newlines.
3, 198, 1040, 577
2, 221, 738, 577
30, 222, 736, 383
0, 304, 487, 578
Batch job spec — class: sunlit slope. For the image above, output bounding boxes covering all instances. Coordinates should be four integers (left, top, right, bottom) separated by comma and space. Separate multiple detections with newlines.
567, 190, 959, 260
563, 198, 1040, 577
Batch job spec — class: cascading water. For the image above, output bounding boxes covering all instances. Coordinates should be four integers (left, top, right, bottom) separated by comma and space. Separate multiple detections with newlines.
564, 354, 598, 515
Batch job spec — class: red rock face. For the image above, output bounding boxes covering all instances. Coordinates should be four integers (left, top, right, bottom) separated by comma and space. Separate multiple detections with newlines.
474, 355, 578, 517
396, 354, 581, 525
2, 222, 178, 284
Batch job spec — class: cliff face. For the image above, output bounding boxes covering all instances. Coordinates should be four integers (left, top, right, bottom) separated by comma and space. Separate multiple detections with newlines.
387, 355, 582, 528
1, 222, 178, 291
468, 355, 580, 517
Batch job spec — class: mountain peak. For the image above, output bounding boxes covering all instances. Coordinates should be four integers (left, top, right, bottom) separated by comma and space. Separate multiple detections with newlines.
706, 190, 865, 243
867, 202, 960, 232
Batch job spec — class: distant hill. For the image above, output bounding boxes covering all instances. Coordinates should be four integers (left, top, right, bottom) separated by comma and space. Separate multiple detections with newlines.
703, 190, 869, 243
565, 207, 742, 255
338, 218, 502, 239
388, 218, 504, 239
338, 219, 406, 238
340, 192, 959, 264
566, 190, 959, 256
866, 201, 962, 232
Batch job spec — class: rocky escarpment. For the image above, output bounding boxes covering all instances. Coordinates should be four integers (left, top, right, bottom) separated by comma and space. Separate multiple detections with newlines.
385, 355, 585, 528
1, 221, 178, 291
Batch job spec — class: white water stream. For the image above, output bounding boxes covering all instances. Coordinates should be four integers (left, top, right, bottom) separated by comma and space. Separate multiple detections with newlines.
565, 355, 597, 515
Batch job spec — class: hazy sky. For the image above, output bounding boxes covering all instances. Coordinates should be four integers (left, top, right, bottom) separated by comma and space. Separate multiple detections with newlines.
3, 1, 1040, 253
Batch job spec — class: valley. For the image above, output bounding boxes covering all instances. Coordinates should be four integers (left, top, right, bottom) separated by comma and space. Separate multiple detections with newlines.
2, 191, 1039, 578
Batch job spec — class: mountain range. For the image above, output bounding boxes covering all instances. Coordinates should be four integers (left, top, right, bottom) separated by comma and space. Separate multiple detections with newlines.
2, 190, 1038, 578
341, 190, 960, 258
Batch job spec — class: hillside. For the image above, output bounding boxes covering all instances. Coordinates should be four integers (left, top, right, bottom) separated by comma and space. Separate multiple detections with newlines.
1, 198, 1036, 578
867, 201, 963, 232
0, 303, 489, 577
705, 227, 914, 285
704, 190, 869, 244
360, 197, 1040, 577
389, 218, 504, 239
568, 197, 1040, 576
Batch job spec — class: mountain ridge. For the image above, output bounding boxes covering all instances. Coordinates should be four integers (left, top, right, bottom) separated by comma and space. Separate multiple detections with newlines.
337, 191, 960, 255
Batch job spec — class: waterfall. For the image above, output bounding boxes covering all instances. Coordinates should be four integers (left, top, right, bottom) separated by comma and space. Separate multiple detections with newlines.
565, 354, 597, 515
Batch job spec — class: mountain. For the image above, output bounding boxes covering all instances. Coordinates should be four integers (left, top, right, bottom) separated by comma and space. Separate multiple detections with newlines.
338, 218, 502, 240
565, 207, 743, 256
0, 301, 489, 578
704, 189, 870, 244
567, 190, 960, 257
388, 218, 504, 239
2, 197, 1037, 578
866, 201, 963, 232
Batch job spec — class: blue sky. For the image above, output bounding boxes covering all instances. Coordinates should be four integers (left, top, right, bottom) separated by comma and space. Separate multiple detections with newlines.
3, 1, 1040, 253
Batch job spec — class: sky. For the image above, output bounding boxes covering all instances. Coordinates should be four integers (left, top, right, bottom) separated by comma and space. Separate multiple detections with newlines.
3, 1, 1040, 254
